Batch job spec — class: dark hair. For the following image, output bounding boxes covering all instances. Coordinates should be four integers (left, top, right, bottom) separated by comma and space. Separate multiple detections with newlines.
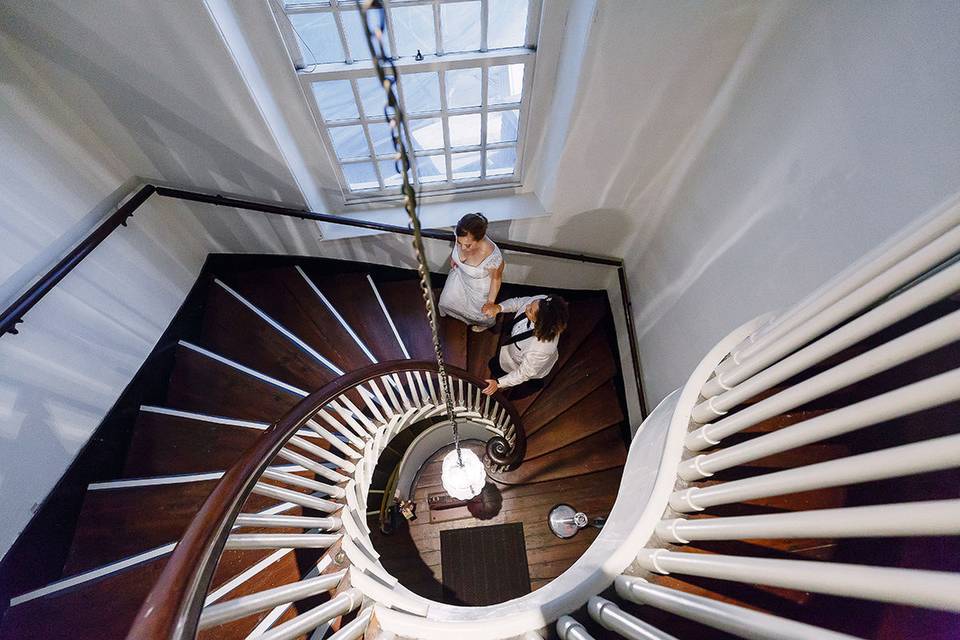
455, 212, 488, 240
534, 295, 569, 342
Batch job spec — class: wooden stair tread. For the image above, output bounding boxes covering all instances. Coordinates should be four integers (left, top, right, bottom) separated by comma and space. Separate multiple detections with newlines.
221, 267, 372, 373
523, 380, 625, 459
489, 425, 626, 485
199, 545, 333, 640
301, 269, 408, 362
437, 312, 468, 371
123, 412, 262, 477
123, 411, 329, 479
466, 316, 504, 380
0, 557, 168, 640
510, 295, 611, 416
63, 480, 279, 575
371, 278, 436, 360
521, 330, 618, 435
200, 283, 335, 392
165, 345, 302, 421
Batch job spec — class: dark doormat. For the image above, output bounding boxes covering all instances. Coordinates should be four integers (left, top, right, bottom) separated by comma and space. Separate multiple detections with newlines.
440, 522, 531, 606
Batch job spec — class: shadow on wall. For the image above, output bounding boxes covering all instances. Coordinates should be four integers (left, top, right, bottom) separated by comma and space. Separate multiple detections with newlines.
495, 208, 629, 289
0, 3, 300, 203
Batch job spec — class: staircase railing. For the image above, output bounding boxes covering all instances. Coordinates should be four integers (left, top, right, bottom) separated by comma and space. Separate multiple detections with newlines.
555, 197, 960, 639
127, 359, 520, 639
0, 182, 648, 419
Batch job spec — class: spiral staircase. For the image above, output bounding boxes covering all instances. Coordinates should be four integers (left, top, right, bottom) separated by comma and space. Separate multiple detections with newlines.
0, 256, 628, 639
1, 197, 959, 640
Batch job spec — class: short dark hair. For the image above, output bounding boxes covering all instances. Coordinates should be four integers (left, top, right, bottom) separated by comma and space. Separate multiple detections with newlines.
455, 213, 487, 240
534, 295, 569, 342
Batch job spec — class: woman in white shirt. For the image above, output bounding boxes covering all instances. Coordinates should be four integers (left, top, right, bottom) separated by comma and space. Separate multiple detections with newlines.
438, 213, 505, 332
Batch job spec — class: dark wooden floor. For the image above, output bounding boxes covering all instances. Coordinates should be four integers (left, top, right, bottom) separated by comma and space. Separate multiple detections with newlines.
371, 442, 624, 601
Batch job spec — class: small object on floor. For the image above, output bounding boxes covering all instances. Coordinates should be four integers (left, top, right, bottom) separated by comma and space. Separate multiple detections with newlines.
398, 499, 417, 521
548, 503, 606, 539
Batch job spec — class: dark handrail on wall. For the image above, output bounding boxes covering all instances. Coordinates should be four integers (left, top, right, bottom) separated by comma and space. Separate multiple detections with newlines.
126, 359, 520, 640
0, 183, 648, 417
0, 185, 156, 336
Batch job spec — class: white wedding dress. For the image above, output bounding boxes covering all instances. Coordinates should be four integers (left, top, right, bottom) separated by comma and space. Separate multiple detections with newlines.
438, 240, 503, 328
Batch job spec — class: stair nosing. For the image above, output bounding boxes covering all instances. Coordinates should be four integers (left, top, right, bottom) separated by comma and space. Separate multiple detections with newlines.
296, 266, 379, 365
366, 274, 412, 359
8, 501, 303, 607
178, 340, 308, 397
87, 465, 307, 490
213, 278, 344, 375
138, 405, 322, 440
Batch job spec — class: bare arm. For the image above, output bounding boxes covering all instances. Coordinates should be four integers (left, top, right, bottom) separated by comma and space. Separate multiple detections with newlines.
486, 259, 505, 303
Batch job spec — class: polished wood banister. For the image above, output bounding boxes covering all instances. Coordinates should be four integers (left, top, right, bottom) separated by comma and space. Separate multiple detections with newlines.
127, 359, 520, 639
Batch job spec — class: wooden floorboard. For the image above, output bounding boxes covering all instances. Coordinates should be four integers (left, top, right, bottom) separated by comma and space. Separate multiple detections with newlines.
372, 443, 623, 599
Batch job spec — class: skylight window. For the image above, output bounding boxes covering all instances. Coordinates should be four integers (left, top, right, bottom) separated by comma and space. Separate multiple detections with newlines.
278, 0, 541, 202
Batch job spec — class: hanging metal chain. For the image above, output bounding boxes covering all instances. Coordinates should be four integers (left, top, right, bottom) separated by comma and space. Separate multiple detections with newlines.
359, 0, 463, 463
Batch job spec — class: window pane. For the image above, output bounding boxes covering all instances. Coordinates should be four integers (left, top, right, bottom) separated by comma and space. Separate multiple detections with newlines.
356, 76, 393, 120
441, 1, 480, 53
329, 125, 369, 159
408, 118, 444, 151
416, 155, 447, 183
448, 113, 481, 147
343, 162, 379, 190
379, 160, 404, 187
311, 80, 359, 122
368, 122, 396, 156
487, 109, 519, 143
488, 0, 528, 49
399, 72, 440, 114
445, 68, 481, 109
486, 145, 517, 176
391, 5, 435, 58
488, 63, 524, 105
289, 12, 344, 64
341, 7, 389, 61
451, 151, 481, 180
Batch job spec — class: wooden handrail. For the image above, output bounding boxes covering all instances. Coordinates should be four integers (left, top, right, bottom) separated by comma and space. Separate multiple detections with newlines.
127, 359, 521, 639
1, 183, 646, 410
0, 184, 156, 336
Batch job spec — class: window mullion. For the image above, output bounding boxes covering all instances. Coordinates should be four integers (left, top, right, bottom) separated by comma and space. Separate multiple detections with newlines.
479, 64, 489, 179
392, 75, 422, 186
524, 0, 543, 48
433, 0, 443, 55
351, 78, 385, 190
437, 69, 453, 182
480, 0, 489, 52
330, 5, 353, 64
383, 0, 400, 58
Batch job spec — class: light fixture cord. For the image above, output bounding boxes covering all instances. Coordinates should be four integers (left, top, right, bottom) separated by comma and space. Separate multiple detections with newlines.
359, 0, 463, 465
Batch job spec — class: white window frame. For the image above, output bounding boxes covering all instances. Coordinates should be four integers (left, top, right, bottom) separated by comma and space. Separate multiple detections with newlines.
276, 0, 542, 205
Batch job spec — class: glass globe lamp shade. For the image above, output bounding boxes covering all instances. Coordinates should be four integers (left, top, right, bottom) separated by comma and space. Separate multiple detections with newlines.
441, 448, 486, 500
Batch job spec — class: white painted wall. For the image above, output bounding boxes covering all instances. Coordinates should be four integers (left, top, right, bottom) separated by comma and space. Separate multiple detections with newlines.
0, 26, 212, 557
623, 1, 960, 403
0, 0, 317, 558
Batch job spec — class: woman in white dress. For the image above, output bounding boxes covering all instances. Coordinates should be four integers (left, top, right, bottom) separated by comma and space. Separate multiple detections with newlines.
438, 213, 505, 332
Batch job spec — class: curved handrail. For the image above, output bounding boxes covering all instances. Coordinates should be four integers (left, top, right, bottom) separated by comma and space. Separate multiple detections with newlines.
126, 359, 521, 640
